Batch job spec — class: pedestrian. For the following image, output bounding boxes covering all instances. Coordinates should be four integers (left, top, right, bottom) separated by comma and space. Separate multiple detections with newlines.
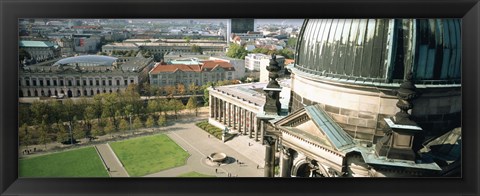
257, 165, 259, 169
34, 147, 36, 152
248, 142, 250, 146
208, 134, 210, 138
215, 169, 218, 173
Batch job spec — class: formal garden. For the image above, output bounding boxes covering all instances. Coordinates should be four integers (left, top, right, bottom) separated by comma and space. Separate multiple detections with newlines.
19, 146, 109, 177
109, 134, 190, 176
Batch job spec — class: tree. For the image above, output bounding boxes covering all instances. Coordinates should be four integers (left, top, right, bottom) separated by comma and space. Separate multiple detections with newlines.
177, 83, 186, 96
133, 116, 143, 130
118, 118, 129, 134
186, 96, 198, 116
30, 101, 50, 124
91, 121, 105, 138
73, 121, 86, 141
203, 85, 210, 106
191, 44, 203, 54
252, 47, 271, 54
184, 36, 191, 43
38, 120, 50, 150
169, 99, 184, 120
165, 85, 176, 98
104, 119, 116, 138
83, 106, 96, 138
19, 123, 32, 150
56, 121, 68, 144
287, 37, 298, 49
147, 99, 159, 114
157, 114, 167, 129
226, 43, 248, 59
277, 48, 294, 59
145, 115, 155, 128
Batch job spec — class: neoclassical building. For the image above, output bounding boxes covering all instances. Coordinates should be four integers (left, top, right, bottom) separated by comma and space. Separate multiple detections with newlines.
270, 18, 461, 177
149, 60, 236, 88
19, 55, 154, 98
209, 19, 462, 177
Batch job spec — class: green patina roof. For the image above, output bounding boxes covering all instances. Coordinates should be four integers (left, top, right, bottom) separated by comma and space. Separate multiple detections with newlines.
304, 104, 355, 151
19, 40, 56, 48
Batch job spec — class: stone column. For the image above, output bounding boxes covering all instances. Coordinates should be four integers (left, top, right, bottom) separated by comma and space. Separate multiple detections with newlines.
263, 135, 276, 177
213, 97, 218, 120
222, 100, 226, 125
249, 112, 254, 138
233, 105, 237, 130
227, 102, 232, 127
280, 147, 292, 177
256, 117, 261, 141
243, 109, 247, 135
210, 95, 214, 118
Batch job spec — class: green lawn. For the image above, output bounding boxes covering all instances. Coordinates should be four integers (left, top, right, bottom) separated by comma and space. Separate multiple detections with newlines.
19, 147, 109, 177
110, 134, 190, 177
177, 171, 215, 177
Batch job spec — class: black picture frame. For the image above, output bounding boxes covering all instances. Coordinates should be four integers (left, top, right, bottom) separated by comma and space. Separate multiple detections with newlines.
1, 0, 479, 195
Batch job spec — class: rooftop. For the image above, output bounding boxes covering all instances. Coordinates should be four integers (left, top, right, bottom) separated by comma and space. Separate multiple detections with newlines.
19, 40, 56, 48
52, 55, 118, 67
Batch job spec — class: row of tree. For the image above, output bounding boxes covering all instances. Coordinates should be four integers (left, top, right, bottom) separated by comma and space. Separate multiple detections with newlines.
18, 80, 238, 150
226, 43, 295, 59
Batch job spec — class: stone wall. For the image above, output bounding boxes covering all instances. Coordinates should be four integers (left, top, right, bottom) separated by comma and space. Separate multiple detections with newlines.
290, 74, 461, 143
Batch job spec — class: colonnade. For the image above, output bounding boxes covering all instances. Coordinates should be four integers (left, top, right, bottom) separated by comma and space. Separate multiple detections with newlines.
210, 95, 261, 141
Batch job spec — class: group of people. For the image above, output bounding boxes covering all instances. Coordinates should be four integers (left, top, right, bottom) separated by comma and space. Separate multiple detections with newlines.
21, 148, 36, 155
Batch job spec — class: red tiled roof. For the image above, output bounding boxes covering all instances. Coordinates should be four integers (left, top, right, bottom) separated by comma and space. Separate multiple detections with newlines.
150, 64, 201, 74
200, 60, 235, 71
150, 60, 235, 74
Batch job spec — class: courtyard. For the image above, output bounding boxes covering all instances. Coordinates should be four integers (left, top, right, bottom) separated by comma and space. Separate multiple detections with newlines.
19, 111, 265, 178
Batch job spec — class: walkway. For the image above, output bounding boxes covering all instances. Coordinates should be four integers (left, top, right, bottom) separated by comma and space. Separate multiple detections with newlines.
95, 143, 129, 177
145, 118, 265, 177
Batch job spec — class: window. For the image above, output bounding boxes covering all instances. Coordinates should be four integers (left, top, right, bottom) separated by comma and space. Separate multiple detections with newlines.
116, 80, 120, 86
96, 80, 100, 86
130, 79, 134, 84
83, 80, 87, 86
32, 79, 37, 86
68, 80, 72, 86
47, 80, 51, 86
25, 79, 30, 86
124, 80, 128, 85
90, 79, 93, 86
109, 80, 112, 86
53, 80, 57, 86
102, 80, 106, 86
76, 80, 80, 86
39, 80, 44, 86
60, 80, 64, 86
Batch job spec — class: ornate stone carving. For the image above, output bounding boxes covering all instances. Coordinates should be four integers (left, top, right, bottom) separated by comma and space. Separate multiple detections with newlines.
393, 71, 418, 126
263, 54, 282, 115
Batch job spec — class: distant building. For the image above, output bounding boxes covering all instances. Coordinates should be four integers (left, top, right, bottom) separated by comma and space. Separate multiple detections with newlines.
73, 34, 101, 53
19, 40, 60, 63
231, 19, 255, 34
227, 19, 255, 43
208, 56, 245, 80
148, 60, 235, 89
209, 18, 462, 178
101, 43, 140, 53
19, 55, 154, 98
245, 53, 285, 73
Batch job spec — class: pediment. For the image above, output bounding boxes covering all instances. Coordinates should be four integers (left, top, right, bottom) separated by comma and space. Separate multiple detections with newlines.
275, 104, 355, 151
